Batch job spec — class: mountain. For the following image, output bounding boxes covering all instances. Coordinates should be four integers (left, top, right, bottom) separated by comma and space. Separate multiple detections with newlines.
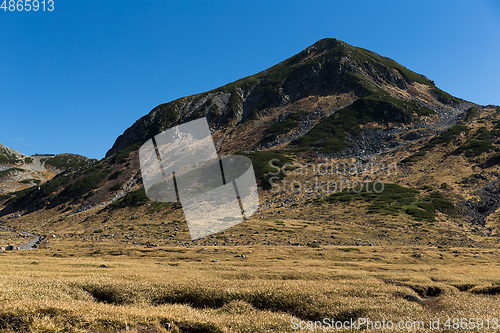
2, 38, 500, 249
106, 38, 463, 158
0, 144, 96, 195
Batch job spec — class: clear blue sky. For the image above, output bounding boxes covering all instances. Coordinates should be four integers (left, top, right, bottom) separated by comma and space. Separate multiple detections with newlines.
1, 0, 499, 159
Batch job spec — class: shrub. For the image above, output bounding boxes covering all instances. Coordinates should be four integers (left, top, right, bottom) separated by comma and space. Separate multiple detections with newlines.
454, 140, 493, 158
109, 170, 123, 180
56, 170, 108, 201
317, 183, 452, 221
0, 168, 24, 178
109, 189, 148, 208
464, 107, 478, 120
401, 150, 427, 163
45, 154, 94, 170
339, 248, 360, 252
234, 150, 292, 189
263, 110, 309, 139
483, 154, 500, 167
146, 202, 171, 214
0, 148, 20, 164
208, 104, 220, 119
109, 183, 123, 192
4, 172, 73, 209
474, 127, 490, 140
20, 179, 41, 185
109, 142, 142, 164
0, 194, 12, 201
425, 124, 468, 148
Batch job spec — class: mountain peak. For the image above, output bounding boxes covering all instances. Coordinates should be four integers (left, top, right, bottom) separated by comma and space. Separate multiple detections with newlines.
105, 39, 464, 158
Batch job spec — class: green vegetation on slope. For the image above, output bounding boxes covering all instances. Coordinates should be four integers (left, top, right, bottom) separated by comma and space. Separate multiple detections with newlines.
19, 179, 41, 185
109, 142, 142, 164
109, 188, 149, 208
4, 172, 73, 210
427, 124, 470, 147
2, 162, 111, 213
146, 202, 172, 214
56, 169, 110, 201
235, 150, 292, 189
402, 124, 469, 163
314, 182, 453, 222
0, 167, 24, 178
453, 127, 493, 158
265, 110, 309, 137
45, 154, 93, 170
292, 97, 425, 154
260, 110, 309, 144
0, 194, 12, 201
464, 107, 479, 121
0, 147, 20, 164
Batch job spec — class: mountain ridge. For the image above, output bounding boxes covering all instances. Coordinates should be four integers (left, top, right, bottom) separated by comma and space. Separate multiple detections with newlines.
105, 38, 465, 158
2, 39, 500, 250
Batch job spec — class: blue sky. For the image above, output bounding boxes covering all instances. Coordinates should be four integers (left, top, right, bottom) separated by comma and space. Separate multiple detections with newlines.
1, 0, 499, 159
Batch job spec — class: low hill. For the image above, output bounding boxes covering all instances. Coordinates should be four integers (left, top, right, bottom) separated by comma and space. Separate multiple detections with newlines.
0, 144, 96, 196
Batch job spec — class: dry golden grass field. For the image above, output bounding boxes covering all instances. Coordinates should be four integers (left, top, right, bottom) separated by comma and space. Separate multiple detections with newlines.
1, 236, 500, 332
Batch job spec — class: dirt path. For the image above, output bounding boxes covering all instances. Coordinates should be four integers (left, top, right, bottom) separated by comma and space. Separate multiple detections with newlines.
19, 235, 46, 250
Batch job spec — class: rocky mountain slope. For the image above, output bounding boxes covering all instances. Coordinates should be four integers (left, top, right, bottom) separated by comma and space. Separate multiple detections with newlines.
1, 38, 500, 249
106, 38, 463, 158
0, 143, 96, 195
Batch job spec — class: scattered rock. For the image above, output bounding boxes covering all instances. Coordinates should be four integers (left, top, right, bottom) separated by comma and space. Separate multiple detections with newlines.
99, 264, 109, 268
211, 259, 220, 262
30, 261, 39, 265
404, 294, 423, 304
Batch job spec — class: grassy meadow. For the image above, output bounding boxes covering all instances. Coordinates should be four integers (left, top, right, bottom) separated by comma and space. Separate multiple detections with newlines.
1, 240, 500, 332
